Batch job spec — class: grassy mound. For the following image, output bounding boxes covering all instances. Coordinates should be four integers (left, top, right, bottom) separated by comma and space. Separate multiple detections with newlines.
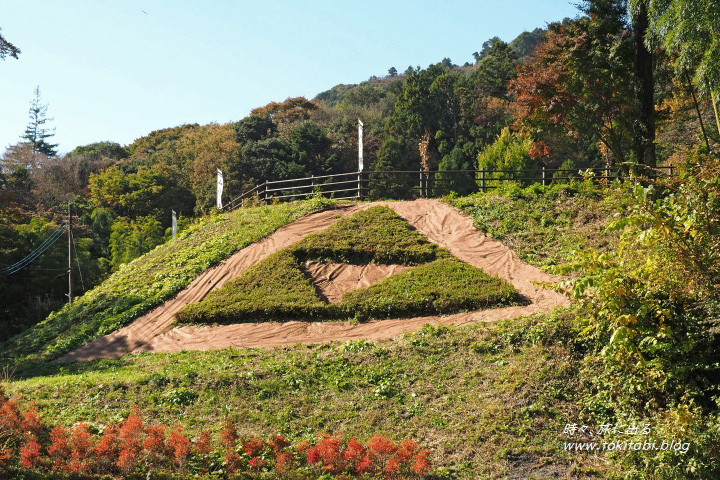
0, 198, 334, 368
295, 205, 441, 265
175, 207, 519, 325
174, 250, 327, 324
342, 257, 520, 319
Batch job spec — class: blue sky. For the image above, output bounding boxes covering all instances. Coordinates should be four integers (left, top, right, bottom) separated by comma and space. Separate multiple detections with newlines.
0, 0, 581, 154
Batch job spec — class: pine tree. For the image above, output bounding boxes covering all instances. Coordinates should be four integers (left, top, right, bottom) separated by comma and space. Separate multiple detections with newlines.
22, 86, 58, 158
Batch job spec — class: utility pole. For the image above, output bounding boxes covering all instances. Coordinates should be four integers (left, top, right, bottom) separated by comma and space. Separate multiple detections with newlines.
68, 202, 73, 304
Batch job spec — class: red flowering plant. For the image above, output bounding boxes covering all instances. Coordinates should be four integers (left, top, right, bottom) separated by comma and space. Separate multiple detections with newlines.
117, 409, 144, 474
67, 422, 94, 474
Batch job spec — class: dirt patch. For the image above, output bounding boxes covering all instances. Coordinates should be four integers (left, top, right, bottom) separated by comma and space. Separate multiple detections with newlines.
60, 199, 569, 361
303, 261, 411, 303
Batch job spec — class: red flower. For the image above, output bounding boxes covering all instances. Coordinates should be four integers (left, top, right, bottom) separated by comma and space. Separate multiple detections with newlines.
242, 436, 265, 457
21, 402, 42, 436
48, 425, 70, 470
19, 434, 42, 469
195, 430, 212, 455
220, 420, 237, 449
68, 422, 93, 474
168, 426, 191, 468
412, 449, 431, 474
248, 455, 266, 470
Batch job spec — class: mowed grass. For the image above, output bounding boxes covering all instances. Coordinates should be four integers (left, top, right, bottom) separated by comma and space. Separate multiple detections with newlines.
5, 314, 612, 479
175, 250, 328, 324
296, 205, 441, 265
0, 197, 335, 370
175, 206, 520, 325
341, 258, 521, 320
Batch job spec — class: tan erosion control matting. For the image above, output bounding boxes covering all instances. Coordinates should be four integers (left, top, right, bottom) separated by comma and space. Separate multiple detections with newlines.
60, 200, 568, 361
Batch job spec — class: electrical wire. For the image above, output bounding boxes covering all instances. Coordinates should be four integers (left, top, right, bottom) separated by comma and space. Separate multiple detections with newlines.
0, 222, 67, 275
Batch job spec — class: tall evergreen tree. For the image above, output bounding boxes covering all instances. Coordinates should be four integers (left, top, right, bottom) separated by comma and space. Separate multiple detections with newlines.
22, 86, 58, 159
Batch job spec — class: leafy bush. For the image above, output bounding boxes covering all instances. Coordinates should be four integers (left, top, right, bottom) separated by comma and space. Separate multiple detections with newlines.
556, 156, 720, 478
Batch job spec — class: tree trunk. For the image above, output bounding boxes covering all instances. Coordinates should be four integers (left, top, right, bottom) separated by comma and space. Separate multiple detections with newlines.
632, 1, 656, 172
685, 71, 711, 152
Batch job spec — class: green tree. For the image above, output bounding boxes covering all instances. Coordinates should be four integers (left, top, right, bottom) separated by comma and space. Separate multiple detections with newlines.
477, 127, 537, 183
109, 215, 165, 268
639, 0, 720, 137
0, 26, 20, 60
509, 9, 635, 169
22, 86, 58, 158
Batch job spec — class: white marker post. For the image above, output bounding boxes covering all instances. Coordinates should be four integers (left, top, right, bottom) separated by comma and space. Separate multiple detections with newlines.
358, 118, 364, 198
171, 210, 177, 238
217, 169, 224, 210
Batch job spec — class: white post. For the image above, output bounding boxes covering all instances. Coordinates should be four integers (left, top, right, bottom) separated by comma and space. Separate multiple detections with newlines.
358, 118, 364, 198
171, 210, 177, 238
217, 169, 224, 210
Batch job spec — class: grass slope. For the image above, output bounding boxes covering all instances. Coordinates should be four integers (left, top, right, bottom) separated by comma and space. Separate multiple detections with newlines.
175, 206, 520, 325
0, 198, 334, 369
2, 188, 618, 478
6, 315, 610, 479
448, 182, 615, 268
175, 250, 328, 324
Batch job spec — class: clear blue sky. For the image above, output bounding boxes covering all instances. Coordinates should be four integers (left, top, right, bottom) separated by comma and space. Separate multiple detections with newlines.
0, 0, 581, 154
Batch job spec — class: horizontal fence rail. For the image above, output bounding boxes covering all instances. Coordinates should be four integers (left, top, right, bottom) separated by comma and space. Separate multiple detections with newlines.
225, 166, 675, 210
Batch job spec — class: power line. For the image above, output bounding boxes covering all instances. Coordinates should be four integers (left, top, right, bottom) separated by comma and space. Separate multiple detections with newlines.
0, 222, 67, 276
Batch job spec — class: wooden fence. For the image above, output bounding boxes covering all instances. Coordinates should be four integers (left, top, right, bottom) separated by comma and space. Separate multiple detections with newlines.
224, 166, 675, 210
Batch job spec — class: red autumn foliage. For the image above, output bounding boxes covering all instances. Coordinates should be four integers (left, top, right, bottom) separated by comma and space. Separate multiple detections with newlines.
47, 425, 70, 470
242, 436, 265, 457
168, 426, 191, 468
68, 422, 93, 474
19, 434, 42, 469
